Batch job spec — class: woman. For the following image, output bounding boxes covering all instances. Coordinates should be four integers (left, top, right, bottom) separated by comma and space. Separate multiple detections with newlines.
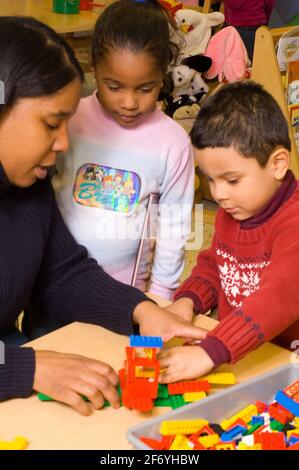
0, 17, 205, 415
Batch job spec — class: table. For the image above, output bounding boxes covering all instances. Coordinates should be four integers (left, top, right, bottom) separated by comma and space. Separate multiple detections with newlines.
0, 295, 291, 449
0, 0, 111, 34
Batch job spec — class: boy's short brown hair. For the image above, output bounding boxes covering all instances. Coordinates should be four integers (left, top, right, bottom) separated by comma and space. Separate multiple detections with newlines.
190, 81, 291, 167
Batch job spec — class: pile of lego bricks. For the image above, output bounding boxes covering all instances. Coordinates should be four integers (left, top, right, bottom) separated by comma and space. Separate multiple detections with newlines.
140, 379, 299, 450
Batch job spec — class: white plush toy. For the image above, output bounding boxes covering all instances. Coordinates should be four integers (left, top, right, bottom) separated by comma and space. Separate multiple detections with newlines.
175, 9, 224, 57
172, 64, 209, 99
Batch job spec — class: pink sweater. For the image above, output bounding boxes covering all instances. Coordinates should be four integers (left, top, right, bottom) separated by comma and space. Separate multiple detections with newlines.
224, 0, 275, 27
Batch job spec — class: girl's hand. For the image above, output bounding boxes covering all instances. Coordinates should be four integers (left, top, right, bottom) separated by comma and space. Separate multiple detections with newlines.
133, 301, 208, 343
165, 297, 195, 322
158, 345, 215, 383
33, 350, 120, 416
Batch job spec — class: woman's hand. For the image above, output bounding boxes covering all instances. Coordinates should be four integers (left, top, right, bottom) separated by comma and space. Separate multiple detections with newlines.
133, 301, 207, 343
158, 345, 215, 383
33, 350, 120, 416
165, 297, 195, 322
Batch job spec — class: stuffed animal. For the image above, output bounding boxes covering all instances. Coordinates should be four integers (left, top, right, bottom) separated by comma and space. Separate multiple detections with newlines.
175, 8, 224, 57
172, 64, 209, 99
165, 94, 201, 120
165, 54, 212, 119
205, 26, 250, 83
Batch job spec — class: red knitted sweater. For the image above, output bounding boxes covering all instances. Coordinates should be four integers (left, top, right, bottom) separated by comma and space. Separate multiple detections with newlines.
175, 183, 299, 363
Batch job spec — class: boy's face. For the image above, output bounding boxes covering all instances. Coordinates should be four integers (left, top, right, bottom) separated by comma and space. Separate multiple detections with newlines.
195, 146, 285, 221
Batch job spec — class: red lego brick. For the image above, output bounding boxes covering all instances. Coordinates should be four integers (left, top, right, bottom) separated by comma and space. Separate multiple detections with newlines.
268, 402, 294, 424
288, 441, 299, 450
140, 437, 164, 450
168, 380, 210, 395
256, 400, 268, 414
259, 432, 286, 450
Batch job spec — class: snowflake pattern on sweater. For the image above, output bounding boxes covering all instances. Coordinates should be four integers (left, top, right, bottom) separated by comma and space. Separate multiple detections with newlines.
217, 248, 270, 307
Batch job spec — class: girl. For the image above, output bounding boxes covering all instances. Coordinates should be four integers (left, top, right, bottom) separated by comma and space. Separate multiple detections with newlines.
53, 0, 195, 300
0, 16, 205, 415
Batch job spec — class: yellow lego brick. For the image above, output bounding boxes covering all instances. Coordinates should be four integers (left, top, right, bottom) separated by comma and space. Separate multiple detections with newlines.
249, 444, 262, 450
169, 435, 194, 451
135, 367, 155, 378
144, 349, 154, 359
183, 391, 206, 402
294, 417, 299, 427
221, 404, 257, 430
287, 429, 299, 439
237, 442, 262, 451
160, 419, 208, 436
202, 372, 236, 385
237, 442, 250, 450
215, 442, 235, 450
198, 433, 220, 448
0, 436, 28, 450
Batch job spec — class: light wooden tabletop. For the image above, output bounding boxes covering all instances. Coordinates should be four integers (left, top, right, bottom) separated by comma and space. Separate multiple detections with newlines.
0, 0, 111, 34
0, 294, 291, 449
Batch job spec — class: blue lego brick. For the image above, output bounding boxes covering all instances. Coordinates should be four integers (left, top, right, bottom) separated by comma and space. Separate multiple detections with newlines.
251, 415, 264, 426
221, 424, 247, 442
129, 335, 163, 348
275, 390, 299, 417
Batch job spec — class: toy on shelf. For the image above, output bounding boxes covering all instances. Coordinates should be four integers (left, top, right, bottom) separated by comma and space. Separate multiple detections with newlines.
175, 8, 224, 57
205, 26, 251, 83
165, 55, 212, 119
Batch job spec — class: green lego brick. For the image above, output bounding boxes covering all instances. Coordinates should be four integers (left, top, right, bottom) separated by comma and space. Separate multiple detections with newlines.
169, 394, 186, 409
244, 422, 262, 435
270, 420, 285, 431
157, 383, 169, 398
154, 397, 172, 407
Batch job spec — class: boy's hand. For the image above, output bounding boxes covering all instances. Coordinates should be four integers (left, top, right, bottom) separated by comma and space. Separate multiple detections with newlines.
158, 345, 215, 383
133, 301, 207, 343
165, 297, 194, 322
34, 350, 120, 416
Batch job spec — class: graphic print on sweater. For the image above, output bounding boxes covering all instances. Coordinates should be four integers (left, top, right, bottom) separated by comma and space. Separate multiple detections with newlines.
216, 248, 271, 308
73, 163, 141, 213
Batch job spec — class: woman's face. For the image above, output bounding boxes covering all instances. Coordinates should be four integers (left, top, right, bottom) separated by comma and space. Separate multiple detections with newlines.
0, 78, 82, 187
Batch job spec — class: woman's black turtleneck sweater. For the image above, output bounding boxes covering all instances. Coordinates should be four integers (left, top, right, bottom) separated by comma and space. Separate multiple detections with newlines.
0, 165, 146, 400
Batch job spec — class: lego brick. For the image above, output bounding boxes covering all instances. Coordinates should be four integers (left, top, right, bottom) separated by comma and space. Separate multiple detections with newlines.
221, 404, 257, 430
160, 419, 208, 436
129, 335, 163, 348
183, 391, 206, 402
169, 394, 186, 409
169, 435, 194, 450
275, 390, 299, 417
221, 424, 247, 442
154, 397, 172, 407
202, 372, 236, 385
157, 383, 169, 398
198, 433, 220, 448
168, 380, 210, 395
0, 437, 28, 450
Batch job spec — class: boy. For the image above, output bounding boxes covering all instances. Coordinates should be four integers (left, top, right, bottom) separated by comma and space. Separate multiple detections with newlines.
159, 81, 299, 383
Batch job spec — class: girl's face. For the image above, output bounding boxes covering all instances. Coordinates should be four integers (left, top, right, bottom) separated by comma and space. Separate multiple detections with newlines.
0, 78, 82, 187
94, 48, 164, 127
